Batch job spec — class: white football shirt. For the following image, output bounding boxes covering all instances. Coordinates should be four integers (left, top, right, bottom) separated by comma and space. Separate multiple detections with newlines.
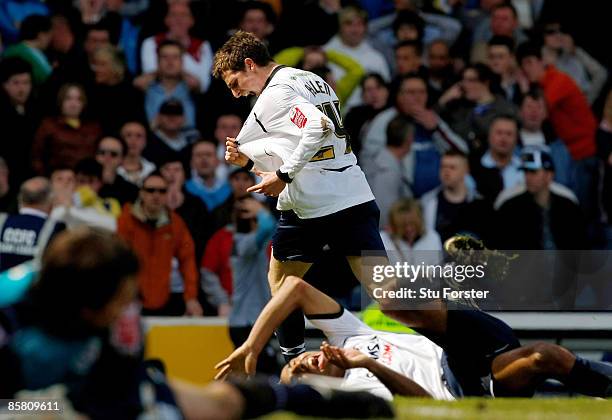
308, 310, 455, 401
235, 66, 374, 219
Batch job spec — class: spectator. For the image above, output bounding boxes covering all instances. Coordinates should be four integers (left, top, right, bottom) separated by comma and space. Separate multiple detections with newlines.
0, 57, 38, 189
519, 89, 573, 188
394, 40, 424, 77
471, 115, 523, 204
185, 140, 231, 212
117, 171, 203, 316
425, 39, 456, 103
0, 158, 18, 213
380, 197, 443, 266
541, 20, 607, 104
597, 90, 612, 247
362, 115, 414, 229
421, 150, 490, 243
202, 196, 278, 374
48, 165, 75, 210
117, 121, 156, 186
495, 147, 586, 250
140, 1, 213, 93
212, 165, 256, 231
2, 14, 52, 85
487, 35, 524, 105
362, 73, 469, 198
138, 39, 197, 128
438, 63, 517, 153
517, 41, 599, 221
95, 136, 139, 205
50, 158, 120, 232
31, 83, 102, 175
236, 1, 279, 54
89, 45, 144, 136
47, 13, 75, 67
344, 73, 390, 156
0, 0, 49, 45
159, 154, 213, 263
274, 0, 339, 49
0, 177, 65, 271
212, 112, 243, 181
471, 2, 528, 63
143, 98, 201, 167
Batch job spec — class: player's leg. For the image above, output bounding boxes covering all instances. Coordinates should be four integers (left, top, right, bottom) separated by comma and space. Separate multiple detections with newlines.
491, 342, 612, 398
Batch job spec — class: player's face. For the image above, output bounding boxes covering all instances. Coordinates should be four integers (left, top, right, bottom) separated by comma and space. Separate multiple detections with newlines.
223, 67, 262, 98
280, 351, 343, 384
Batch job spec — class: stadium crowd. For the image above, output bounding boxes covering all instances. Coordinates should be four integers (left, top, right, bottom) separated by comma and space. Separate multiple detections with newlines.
1, 0, 611, 320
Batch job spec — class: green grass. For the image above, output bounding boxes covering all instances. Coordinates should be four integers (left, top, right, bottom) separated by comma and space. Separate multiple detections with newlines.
263, 398, 612, 419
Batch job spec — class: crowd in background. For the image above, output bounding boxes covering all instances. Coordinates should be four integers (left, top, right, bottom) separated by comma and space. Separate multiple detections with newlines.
1, 0, 612, 327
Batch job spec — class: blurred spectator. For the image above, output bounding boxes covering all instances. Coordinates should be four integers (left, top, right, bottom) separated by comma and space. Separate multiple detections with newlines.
0, 158, 18, 213
48, 165, 75, 209
140, 1, 213, 93
275, 0, 339, 49
541, 20, 607, 104
519, 89, 573, 188
185, 140, 231, 212
117, 121, 156, 186
394, 40, 424, 77
425, 39, 456, 103
362, 115, 414, 229
438, 63, 517, 153
274, 46, 365, 105
31, 83, 102, 175
2, 14, 52, 85
212, 112, 243, 180
89, 45, 144, 135
236, 1, 279, 54
117, 171, 203, 316
0, 177, 65, 271
369, 3, 461, 71
0, 0, 49, 45
51, 158, 120, 231
362, 73, 469, 198
143, 98, 201, 167
487, 35, 523, 105
471, 2, 527, 63
380, 197, 443, 266
212, 166, 256, 230
0, 57, 38, 189
47, 13, 75, 67
138, 39, 197, 128
95, 136, 139, 204
202, 196, 277, 373
597, 90, 612, 246
495, 147, 586, 250
470, 115, 523, 204
324, 5, 390, 109
421, 150, 490, 243
344, 73, 390, 156
517, 41, 599, 221
160, 154, 213, 263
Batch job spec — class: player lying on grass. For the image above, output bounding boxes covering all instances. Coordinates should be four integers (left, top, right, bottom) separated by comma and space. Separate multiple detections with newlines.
216, 276, 612, 400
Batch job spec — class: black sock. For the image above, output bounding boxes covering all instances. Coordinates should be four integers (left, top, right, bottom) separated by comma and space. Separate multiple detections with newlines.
276, 309, 305, 363
564, 356, 612, 397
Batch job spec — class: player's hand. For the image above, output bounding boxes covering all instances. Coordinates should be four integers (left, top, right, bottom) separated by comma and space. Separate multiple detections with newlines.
214, 343, 258, 380
320, 342, 370, 369
184, 299, 203, 317
225, 137, 250, 167
247, 170, 286, 197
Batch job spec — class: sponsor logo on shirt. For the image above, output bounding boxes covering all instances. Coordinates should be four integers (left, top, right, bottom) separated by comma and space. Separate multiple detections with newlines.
290, 107, 307, 129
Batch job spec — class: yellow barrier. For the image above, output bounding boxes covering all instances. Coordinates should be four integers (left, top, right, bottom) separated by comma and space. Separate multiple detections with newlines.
143, 317, 234, 385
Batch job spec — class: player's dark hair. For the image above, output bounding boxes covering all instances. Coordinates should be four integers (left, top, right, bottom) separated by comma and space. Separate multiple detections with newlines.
28, 228, 139, 337
213, 31, 272, 78
516, 41, 543, 63
0, 57, 32, 83
488, 35, 515, 53
386, 115, 414, 148
19, 14, 51, 41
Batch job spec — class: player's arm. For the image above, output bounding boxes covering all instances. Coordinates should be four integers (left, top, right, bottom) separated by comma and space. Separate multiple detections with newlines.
320, 343, 432, 398
215, 276, 340, 379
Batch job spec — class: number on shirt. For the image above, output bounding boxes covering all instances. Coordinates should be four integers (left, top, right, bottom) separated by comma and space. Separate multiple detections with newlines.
316, 101, 352, 154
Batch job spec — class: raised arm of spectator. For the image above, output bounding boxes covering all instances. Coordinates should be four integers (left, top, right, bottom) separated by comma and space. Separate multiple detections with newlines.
574, 47, 608, 104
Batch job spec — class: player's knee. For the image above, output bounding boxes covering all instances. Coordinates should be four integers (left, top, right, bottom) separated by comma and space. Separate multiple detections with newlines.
286, 276, 307, 294
525, 342, 563, 373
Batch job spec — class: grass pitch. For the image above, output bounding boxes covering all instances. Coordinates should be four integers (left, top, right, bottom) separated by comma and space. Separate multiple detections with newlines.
265, 397, 612, 419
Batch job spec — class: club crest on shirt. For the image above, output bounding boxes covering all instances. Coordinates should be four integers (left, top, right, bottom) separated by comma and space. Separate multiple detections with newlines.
290, 107, 307, 129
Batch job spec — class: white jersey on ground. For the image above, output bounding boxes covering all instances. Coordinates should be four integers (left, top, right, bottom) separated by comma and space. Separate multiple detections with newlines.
235, 66, 374, 219
308, 309, 455, 401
